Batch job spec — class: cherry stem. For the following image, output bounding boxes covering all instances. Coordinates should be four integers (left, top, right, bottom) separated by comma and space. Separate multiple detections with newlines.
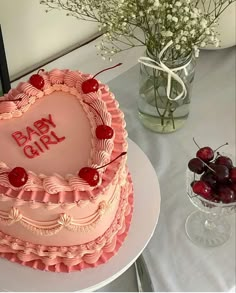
193, 137, 200, 149
214, 142, 228, 153
96, 152, 127, 170
37, 68, 45, 74
92, 63, 122, 79
0, 98, 22, 103
83, 100, 105, 124
213, 152, 221, 162
198, 158, 216, 173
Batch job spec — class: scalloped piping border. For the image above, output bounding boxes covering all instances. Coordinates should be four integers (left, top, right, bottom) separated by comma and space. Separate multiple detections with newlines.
0, 174, 134, 272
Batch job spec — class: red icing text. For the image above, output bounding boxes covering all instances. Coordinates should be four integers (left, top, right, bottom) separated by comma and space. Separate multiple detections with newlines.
12, 114, 66, 159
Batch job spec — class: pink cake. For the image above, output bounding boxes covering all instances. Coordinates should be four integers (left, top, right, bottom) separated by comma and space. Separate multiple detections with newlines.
0, 68, 133, 272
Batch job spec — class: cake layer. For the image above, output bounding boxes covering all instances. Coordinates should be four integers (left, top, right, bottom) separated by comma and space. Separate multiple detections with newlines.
0, 174, 133, 272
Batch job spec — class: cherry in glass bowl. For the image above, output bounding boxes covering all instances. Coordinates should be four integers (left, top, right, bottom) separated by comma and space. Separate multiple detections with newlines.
185, 154, 236, 248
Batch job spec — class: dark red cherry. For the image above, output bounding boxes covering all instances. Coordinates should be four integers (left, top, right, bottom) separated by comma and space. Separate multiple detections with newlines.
29, 74, 44, 90
230, 167, 236, 182
212, 164, 229, 182
188, 158, 205, 174
196, 147, 214, 162
215, 156, 233, 169
96, 125, 114, 139
230, 182, 236, 193
78, 167, 99, 187
217, 185, 235, 203
8, 167, 28, 187
192, 180, 212, 198
82, 78, 99, 94
201, 171, 217, 188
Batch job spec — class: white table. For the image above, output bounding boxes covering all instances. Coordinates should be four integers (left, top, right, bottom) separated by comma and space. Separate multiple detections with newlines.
12, 39, 236, 291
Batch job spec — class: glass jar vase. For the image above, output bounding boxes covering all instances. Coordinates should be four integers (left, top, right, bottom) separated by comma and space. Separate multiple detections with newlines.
138, 52, 196, 133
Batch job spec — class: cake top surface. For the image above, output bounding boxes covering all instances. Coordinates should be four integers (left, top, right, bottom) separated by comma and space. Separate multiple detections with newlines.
0, 90, 92, 176
0, 68, 127, 200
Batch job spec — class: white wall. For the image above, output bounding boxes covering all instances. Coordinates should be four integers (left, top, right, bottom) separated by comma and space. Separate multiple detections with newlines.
0, 0, 98, 79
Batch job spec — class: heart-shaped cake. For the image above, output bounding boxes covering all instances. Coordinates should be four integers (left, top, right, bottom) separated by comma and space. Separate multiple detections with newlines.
0, 68, 133, 272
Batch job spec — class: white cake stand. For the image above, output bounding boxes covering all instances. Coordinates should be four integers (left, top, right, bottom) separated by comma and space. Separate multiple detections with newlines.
0, 138, 161, 292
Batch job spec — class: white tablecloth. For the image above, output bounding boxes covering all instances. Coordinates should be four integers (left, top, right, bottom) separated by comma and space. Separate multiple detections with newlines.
12, 40, 236, 292
103, 46, 236, 292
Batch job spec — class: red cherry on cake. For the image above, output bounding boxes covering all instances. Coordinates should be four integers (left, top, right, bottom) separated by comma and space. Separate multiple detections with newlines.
79, 152, 126, 186
192, 180, 212, 199
196, 147, 214, 162
81, 63, 122, 94
29, 69, 45, 90
96, 125, 114, 139
78, 167, 99, 187
82, 78, 99, 94
215, 156, 233, 169
230, 167, 236, 183
8, 167, 28, 187
83, 101, 114, 139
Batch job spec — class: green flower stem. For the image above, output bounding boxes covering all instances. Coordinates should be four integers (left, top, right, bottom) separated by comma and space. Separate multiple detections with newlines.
152, 68, 164, 125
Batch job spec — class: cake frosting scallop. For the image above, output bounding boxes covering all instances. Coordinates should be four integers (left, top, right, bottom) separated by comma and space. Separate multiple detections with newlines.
0, 66, 134, 272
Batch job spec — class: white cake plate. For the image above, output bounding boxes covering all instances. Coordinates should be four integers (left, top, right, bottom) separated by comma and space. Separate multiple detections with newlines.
0, 138, 161, 292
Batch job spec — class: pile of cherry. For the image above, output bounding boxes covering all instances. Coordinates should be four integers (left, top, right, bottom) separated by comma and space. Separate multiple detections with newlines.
188, 140, 236, 204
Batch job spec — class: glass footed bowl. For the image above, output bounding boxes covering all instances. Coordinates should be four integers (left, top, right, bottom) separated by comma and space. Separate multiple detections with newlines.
185, 168, 236, 248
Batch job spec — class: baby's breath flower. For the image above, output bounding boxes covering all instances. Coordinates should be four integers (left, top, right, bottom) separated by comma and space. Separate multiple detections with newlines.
175, 1, 182, 7
40, 0, 235, 60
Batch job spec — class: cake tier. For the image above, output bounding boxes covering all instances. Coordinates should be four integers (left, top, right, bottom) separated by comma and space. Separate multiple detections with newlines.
0, 68, 132, 272
0, 174, 133, 272
0, 165, 128, 246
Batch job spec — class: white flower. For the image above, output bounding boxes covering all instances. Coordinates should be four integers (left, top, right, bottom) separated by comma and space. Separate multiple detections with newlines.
166, 31, 173, 37
175, 44, 181, 50
161, 30, 173, 37
200, 19, 208, 28
153, 0, 159, 9
184, 7, 189, 12
175, 1, 182, 7
172, 16, 178, 22
194, 46, 200, 57
215, 39, 220, 47
167, 14, 172, 20
183, 16, 189, 22
200, 41, 206, 47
